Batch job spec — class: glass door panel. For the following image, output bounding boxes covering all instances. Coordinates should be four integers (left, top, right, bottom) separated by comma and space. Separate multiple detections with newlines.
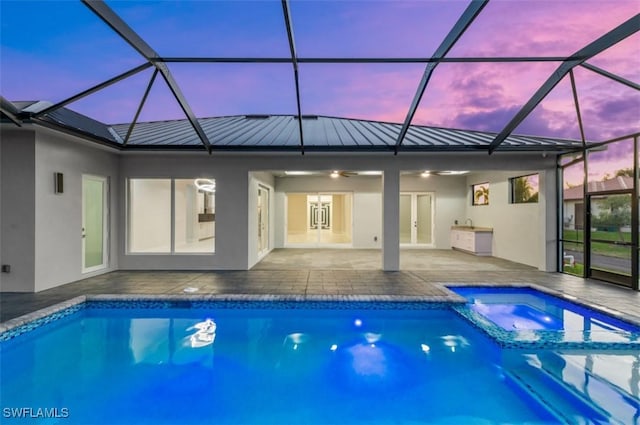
258, 187, 269, 254
416, 194, 432, 244
83, 175, 106, 272
588, 193, 632, 282
399, 194, 412, 244
400, 193, 434, 245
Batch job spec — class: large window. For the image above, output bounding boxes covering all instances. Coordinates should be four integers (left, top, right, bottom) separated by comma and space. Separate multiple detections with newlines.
510, 174, 539, 204
129, 179, 172, 253
128, 178, 215, 253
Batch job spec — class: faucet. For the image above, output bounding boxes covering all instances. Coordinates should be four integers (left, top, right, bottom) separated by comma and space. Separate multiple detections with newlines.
465, 218, 473, 228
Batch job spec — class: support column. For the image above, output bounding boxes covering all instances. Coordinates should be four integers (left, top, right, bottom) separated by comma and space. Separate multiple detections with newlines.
382, 169, 400, 271
541, 168, 558, 272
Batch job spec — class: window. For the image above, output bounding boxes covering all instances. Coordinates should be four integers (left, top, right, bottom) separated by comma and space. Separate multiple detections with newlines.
174, 179, 215, 253
128, 179, 172, 253
128, 178, 215, 253
472, 183, 489, 206
510, 174, 539, 204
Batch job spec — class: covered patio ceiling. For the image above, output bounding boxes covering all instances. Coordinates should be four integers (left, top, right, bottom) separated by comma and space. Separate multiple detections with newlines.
1, 0, 639, 154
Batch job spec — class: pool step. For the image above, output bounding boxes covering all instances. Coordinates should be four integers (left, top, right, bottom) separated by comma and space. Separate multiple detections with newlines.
505, 355, 635, 425
504, 367, 609, 424
536, 352, 639, 425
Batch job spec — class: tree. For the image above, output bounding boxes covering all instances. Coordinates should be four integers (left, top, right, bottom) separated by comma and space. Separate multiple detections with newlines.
592, 195, 631, 242
474, 185, 489, 205
513, 176, 538, 203
615, 168, 633, 178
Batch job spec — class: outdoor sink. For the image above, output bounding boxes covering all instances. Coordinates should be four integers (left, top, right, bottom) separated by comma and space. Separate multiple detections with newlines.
451, 225, 493, 232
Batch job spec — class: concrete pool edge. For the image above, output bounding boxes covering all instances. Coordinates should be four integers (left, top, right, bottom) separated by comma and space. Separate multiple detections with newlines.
0, 292, 467, 337
2, 285, 639, 343
0, 295, 87, 335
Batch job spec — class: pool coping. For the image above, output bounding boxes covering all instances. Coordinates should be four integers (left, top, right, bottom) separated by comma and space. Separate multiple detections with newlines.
0, 293, 465, 336
2, 284, 639, 341
445, 282, 640, 327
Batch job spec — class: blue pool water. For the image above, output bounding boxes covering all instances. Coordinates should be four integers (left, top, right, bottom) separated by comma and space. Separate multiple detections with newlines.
450, 287, 640, 346
1, 299, 639, 424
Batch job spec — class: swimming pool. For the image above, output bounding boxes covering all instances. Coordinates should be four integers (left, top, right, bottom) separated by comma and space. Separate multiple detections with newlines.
1, 294, 638, 424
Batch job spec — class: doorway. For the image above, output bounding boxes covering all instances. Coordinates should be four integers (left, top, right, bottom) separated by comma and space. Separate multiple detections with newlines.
286, 193, 352, 246
258, 186, 270, 257
587, 192, 634, 287
82, 175, 108, 273
400, 192, 434, 246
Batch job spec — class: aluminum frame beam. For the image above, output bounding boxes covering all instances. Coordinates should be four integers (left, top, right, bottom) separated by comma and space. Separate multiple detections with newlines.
281, 0, 305, 154
82, 0, 212, 152
0, 96, 23, 126
569, 70, 587, 147
33, 63, 152, 118
488, 14, 640, 153
125, 69, 159, 145
580, 62, 640, 91
157, 56, 572, 64
394, 0, 489, 154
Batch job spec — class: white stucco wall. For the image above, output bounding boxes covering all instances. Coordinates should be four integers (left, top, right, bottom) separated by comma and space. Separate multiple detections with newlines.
464, 169, 556, 271
118, 154, 250, 270
34, 129, 120, 291
1, 130, 561, 291
0, 129, 36, 292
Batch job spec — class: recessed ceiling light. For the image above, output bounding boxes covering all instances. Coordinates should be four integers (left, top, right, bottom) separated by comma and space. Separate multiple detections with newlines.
437, 171, 469, 176
330, 170, 340, 178
421, 171, 431, 178
284, 171, 313, 176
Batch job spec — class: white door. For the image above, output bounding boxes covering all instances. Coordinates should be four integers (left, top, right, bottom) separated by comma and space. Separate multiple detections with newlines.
400, 192, 434, 246
82, 175, 108, 273
258, 186, 270, 256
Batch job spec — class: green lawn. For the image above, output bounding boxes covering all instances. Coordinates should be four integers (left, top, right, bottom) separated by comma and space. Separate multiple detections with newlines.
563, 262, 584, 276
563, 229, 632, 243
562, 229, 633, 259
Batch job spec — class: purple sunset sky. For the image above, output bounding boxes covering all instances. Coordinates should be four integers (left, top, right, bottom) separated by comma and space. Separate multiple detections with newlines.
1, 0, 638, 157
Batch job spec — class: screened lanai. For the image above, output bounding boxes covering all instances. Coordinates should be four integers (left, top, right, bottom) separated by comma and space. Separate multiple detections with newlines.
1, 1, 639, 289
1, 0, 638, 152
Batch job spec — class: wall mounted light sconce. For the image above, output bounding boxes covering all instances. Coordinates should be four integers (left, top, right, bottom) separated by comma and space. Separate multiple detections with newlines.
54, 172, 64, 194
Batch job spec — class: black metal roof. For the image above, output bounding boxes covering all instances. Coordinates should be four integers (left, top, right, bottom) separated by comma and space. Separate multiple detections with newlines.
5, 106, 580, 152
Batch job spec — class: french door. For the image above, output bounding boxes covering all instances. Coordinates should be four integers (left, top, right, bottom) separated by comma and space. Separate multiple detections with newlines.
82, 175, 108, 273
286, 193, 352, 246
400, 193, 434, 246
